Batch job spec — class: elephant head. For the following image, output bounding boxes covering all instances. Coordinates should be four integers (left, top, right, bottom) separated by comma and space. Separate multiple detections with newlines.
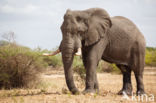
59, 8, 112, 94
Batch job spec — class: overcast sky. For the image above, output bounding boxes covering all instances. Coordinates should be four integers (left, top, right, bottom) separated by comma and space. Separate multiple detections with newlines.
0, 0, 156, 50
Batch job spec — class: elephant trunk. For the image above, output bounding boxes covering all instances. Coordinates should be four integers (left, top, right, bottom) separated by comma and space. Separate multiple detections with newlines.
61, 40, 79, 94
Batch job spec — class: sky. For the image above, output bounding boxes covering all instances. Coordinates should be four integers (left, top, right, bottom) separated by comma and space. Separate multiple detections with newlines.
0, 0, 156, 50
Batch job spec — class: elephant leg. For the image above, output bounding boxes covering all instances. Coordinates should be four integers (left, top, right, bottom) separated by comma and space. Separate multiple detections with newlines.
83, 63, 99, 94
82, 48, 99, 93
132, 62, 145, 95
94, 73, 99, 93
132, 49, 145, 95
82, 56, 99, 94
82, 40, 106, 94
117, 65, 132, 96
134, 72, 145, 95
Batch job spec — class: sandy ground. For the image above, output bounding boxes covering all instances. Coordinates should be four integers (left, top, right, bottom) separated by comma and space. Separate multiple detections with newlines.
0, 67, 156, 103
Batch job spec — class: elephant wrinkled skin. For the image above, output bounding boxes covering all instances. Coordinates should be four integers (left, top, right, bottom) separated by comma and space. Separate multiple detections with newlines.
59, 8, 146, 95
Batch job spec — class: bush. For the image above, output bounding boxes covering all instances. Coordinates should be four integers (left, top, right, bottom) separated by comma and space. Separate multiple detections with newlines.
42, 54, 62, 67
145, 47, 156, 66
97, 61, 121, 74
0, 45, 46, 89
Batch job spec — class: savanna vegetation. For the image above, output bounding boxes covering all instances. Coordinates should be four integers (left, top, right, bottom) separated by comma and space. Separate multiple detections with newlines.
0, 39, 156, 89
145, 47, 156, 66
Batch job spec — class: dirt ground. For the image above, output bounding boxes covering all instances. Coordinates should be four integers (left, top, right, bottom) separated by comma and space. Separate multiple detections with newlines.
0, 67, 156, 103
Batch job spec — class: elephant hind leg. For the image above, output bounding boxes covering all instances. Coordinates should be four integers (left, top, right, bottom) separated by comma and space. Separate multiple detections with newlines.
132, 48, 145, 95
131, 54, 145, 95
134, 72, 145, 95
117, 64, 132, 96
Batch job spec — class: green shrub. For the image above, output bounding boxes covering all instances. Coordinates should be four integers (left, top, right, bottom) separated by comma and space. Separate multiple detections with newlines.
97, 61, 121, 74
145, 47, 156, 66
0, 45, 46, 89
42, 54, 62, 67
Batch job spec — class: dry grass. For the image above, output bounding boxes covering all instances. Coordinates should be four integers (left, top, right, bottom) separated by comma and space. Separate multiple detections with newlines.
0, 67, 156, 103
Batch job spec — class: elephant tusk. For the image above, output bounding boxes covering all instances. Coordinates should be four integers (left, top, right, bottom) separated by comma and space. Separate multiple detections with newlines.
43, 48, 81, 56
42, 49, 60, 56
75, 48, 82, 56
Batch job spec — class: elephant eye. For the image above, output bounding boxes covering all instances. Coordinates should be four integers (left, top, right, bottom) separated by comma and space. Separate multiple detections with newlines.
76, 16, 81, 22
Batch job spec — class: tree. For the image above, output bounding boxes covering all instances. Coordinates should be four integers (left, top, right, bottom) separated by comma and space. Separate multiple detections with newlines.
1, 31, 16, 45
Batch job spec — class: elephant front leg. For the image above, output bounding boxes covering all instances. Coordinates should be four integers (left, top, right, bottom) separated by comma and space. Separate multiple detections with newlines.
82, 49, 102, 94
83, 60, 98, 94
82, 52, 99, 94
82, 49, 100, 94
94, 73, 99, 93
82, 39, 107, 94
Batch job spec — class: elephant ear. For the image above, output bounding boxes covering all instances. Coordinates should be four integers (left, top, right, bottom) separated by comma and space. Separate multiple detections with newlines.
84, 9, 112, 46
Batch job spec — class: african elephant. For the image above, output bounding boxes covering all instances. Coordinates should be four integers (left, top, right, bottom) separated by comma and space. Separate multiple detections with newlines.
58, 8, 146, 95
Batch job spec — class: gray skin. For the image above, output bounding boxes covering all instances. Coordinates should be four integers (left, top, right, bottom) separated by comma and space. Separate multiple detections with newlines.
59, 8, 146, 96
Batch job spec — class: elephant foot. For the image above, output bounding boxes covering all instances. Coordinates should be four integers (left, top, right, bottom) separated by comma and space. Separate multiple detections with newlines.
136, 90, 145, 96
82, 89, 98, 95
71, 88, 80, 95
118, 89, 132, 96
